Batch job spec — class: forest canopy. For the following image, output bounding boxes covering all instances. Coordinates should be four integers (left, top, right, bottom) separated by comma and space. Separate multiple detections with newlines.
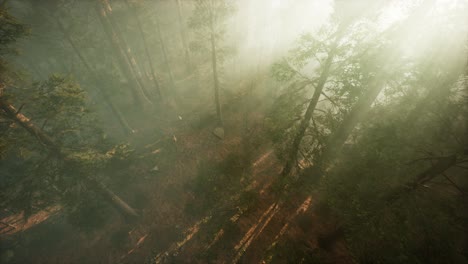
0, 0, 467, 263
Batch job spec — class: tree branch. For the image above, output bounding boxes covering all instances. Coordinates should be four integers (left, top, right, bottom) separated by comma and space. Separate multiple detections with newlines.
320, 92, 340, 108
442, 173, 466, 195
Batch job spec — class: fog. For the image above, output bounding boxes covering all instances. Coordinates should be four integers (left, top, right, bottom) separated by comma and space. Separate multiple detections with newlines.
228, 0, 333, 72
1, 0, 467, 263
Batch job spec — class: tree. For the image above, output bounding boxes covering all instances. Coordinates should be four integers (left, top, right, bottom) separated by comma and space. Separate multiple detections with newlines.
125, 0, 162, 99
189, 0, 235, 137
270, 19, 367, 178
95, 0, 152, 109
270, 0, 437, 179
310, 2, 468, 262
0, 4, 28, 83
154, 11, 177, 98
55, 17, 134, 135
0, 78, 138, 221
175, 0, 193, 73
0, 6, 138, 224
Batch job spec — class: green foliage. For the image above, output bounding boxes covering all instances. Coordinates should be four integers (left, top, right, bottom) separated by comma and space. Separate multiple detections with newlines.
0, 74, 132, 225
321, 66, 467, 263
188, 0, 235, 75
264, 82, 306, 160
0, 5, 28, 87
0, 6, 29, 55
188, 0, 235, 31
267, 20, 387, 163
267, 3, 468, 263
270, 60, 297, 83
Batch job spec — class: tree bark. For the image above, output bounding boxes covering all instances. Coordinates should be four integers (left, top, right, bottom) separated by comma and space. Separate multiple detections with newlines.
318, 5, 436, 167
125, 0, 162, 99
175, 0, 193, 73
104, 1, 153, 100
281, 44, 338, 178
155, 13, 176, 95
321, 79, 385, 164
385, 155, 457, 203
96, 0, 152, 109
209, 6, 223, 127
0, 99, 139, 220
56, 18, 134, 136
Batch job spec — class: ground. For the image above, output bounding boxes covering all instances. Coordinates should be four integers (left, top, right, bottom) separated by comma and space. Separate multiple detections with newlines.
0, 95, 353, 264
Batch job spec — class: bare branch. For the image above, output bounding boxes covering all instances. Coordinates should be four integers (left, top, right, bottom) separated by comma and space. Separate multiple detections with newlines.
286, 60, 314, 83
442, 173, 466, 195
16, 104, 25, 115
41, 119, 49, 130
0, 221, 16, 229
320, 92, 340, 108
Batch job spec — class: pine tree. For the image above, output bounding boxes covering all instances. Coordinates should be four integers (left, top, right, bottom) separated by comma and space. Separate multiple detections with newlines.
189, 0, 235, 138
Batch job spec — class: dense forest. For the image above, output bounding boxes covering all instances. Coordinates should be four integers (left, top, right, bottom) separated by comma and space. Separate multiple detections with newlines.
0, 0, 467, 263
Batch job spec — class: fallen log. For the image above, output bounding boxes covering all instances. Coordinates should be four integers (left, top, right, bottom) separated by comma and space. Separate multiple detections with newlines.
386, 155, 457, 203
0, 98, 139, 220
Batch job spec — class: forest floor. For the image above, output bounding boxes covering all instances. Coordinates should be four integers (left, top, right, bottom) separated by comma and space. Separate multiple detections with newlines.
0, 95, 354, 264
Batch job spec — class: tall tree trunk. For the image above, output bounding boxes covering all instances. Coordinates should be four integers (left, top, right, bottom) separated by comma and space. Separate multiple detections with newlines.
280, 45, 337, 178
319, 4, 438, 167
0, 99, 139, 220
286, 1, 434, 182
385, 155, 457, 203
174, 0, 193, 73
56, 18, 134, 136
125, 0, 162, 99
209, 7, 223, 127
155, 13, 176, 95
104, 2, 153, 100
96, 0, 152, 109
320, 79, 385, 164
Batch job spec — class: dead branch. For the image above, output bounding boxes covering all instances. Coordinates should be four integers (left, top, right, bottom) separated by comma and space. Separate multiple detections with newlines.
442, 173, 466, 195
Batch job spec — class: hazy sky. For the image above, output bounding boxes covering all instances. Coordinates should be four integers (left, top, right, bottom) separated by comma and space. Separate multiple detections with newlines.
224, 0, 466, 75
228, 0, 334, 72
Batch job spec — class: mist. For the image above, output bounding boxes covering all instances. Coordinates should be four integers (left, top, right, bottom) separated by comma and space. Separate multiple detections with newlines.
0, 0, 467, 263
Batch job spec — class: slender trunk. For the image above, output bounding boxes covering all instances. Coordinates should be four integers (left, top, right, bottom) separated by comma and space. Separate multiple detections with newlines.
281, 46, 337, 178
0, 99, 139, 220
56, 18, 133, 136
281, 19, 402, 178
125, 0, 162, 99
321, 79, 385, 164
385, 155, 457, 203
175, 0, 193, 73
155, 14, 176, 92
104, 3, 153, 101
294, 2, 438, 182
318, 8, 438, 167
96, 0, 152, 109
464, 64, 468, 150
209, 7, 223, 127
